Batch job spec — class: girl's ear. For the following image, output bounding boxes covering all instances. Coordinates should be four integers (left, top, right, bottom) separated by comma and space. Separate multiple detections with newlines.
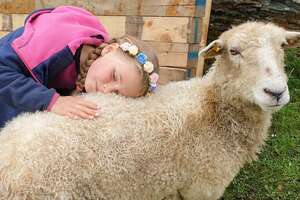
101, 43, 120, 56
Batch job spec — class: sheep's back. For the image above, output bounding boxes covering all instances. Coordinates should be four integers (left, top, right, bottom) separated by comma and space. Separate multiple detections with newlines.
0, 78, 206, 199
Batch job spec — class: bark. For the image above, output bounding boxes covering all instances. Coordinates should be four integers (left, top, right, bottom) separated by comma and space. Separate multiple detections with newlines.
208, 0, 300, 41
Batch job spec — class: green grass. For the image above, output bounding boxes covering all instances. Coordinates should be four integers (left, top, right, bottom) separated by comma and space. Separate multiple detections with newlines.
222, 48, 300, 200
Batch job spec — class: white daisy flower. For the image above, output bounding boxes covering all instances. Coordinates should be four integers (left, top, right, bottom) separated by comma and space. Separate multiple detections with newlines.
120, 42, 131, 51
144, 61, 154, 73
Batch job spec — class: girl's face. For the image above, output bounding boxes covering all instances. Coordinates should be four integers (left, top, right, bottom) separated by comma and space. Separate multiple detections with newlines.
84, 44, 143, 97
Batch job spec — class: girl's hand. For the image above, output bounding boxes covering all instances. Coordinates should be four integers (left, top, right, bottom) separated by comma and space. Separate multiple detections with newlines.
50, 96, 100, 119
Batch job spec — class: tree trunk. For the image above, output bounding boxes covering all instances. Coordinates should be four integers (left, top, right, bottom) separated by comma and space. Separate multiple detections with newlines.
208, 0, 300, 41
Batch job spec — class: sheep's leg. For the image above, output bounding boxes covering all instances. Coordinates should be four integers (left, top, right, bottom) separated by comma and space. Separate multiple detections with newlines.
162, 190, 184, 200
179, 181, 224, 200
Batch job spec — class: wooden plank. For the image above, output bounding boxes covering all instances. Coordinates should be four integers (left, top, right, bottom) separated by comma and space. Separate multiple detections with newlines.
140, 0, 205, 17
35, 0, 141, 16
125, 16, 143, 39
12, 14, 27, 30
140, 5, 196, 17
96, 16, 126, 38
196, 0, 212, 76
144, 41, 188, 53
159, 52, 187, 68
0, 31, 9, 38
0, 14, 2, 30
0, 0, 34, 14
195, 0, 207, 17
142, 0, 195, 6
158, 67, 187, 85
1, 14, 12, 31
35, 0, 204, 17
142, 17, 189, 43
145, 41, 189, 68
187, 17, 203, 44
187, 43, 200, 73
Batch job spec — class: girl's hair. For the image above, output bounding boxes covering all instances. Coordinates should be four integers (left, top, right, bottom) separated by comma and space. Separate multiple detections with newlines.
76, 35, 159, 96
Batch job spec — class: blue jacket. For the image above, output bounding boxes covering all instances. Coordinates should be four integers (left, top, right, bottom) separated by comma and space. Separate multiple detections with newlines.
0, 6, 109, 127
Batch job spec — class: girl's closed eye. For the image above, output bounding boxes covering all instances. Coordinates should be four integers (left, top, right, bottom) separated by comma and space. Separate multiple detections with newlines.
112, 69, 118, 81
112, 70, 120, 94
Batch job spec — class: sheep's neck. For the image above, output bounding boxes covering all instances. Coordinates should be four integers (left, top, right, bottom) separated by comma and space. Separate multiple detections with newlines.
188, 80, 272, 164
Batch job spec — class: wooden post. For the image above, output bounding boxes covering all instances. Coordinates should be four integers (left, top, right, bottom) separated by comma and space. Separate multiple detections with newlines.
195, 0, 212, 76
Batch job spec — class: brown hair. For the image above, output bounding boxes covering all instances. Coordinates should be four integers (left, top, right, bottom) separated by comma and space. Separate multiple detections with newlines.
76, 35, 159, 96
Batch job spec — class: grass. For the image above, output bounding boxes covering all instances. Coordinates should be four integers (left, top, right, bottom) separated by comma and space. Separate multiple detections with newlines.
222, 48, 300, 199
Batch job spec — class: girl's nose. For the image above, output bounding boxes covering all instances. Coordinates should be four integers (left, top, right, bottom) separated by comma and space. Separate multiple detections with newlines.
102, 84, 107, 93
103, 83, 119, 94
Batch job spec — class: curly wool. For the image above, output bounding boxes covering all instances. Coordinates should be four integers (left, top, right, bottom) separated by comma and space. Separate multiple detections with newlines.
0, 22, 296, 200
0, 79, 271, 200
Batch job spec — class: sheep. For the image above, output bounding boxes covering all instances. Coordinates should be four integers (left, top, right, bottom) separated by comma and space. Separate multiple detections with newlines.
0, 22, 299, 200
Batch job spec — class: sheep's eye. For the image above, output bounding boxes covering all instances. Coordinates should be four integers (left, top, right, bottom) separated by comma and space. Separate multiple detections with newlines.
229, 48, 240, 56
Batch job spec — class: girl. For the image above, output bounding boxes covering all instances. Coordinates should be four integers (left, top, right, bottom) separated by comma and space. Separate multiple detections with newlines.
0, 6, 159, 128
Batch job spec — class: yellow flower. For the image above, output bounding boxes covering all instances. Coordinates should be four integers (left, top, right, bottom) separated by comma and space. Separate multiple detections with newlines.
144, 61, 154, 73
129, 45, 138, 56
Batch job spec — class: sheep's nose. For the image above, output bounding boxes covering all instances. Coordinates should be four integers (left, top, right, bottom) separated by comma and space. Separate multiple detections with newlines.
263, 88, 285, 101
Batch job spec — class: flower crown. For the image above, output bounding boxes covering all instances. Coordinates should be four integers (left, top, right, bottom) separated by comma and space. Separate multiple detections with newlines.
120, 42, 159, 92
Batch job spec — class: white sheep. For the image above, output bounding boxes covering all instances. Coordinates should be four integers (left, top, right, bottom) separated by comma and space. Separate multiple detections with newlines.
0, 22, 299, 200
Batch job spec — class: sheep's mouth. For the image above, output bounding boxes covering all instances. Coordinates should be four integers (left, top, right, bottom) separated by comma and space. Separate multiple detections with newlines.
267, 104, 282, 108
259, 102, 287, 111
264, 103, 286, 110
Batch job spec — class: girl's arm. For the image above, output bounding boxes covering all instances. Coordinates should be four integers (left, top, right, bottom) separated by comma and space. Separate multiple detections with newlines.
0, 64, 56, 112
0, 64, 99, 119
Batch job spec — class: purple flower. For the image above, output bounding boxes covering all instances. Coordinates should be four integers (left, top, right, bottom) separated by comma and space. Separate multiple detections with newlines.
136, 53, 148, 65
149, 83, 157, 92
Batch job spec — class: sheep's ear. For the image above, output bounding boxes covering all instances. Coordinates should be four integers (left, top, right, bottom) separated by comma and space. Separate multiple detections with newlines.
286, 31, 300, 47
198, 40, 224, 59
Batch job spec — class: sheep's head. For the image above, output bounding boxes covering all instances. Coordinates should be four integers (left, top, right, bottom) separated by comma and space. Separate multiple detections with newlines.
199, 22, 300, 111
